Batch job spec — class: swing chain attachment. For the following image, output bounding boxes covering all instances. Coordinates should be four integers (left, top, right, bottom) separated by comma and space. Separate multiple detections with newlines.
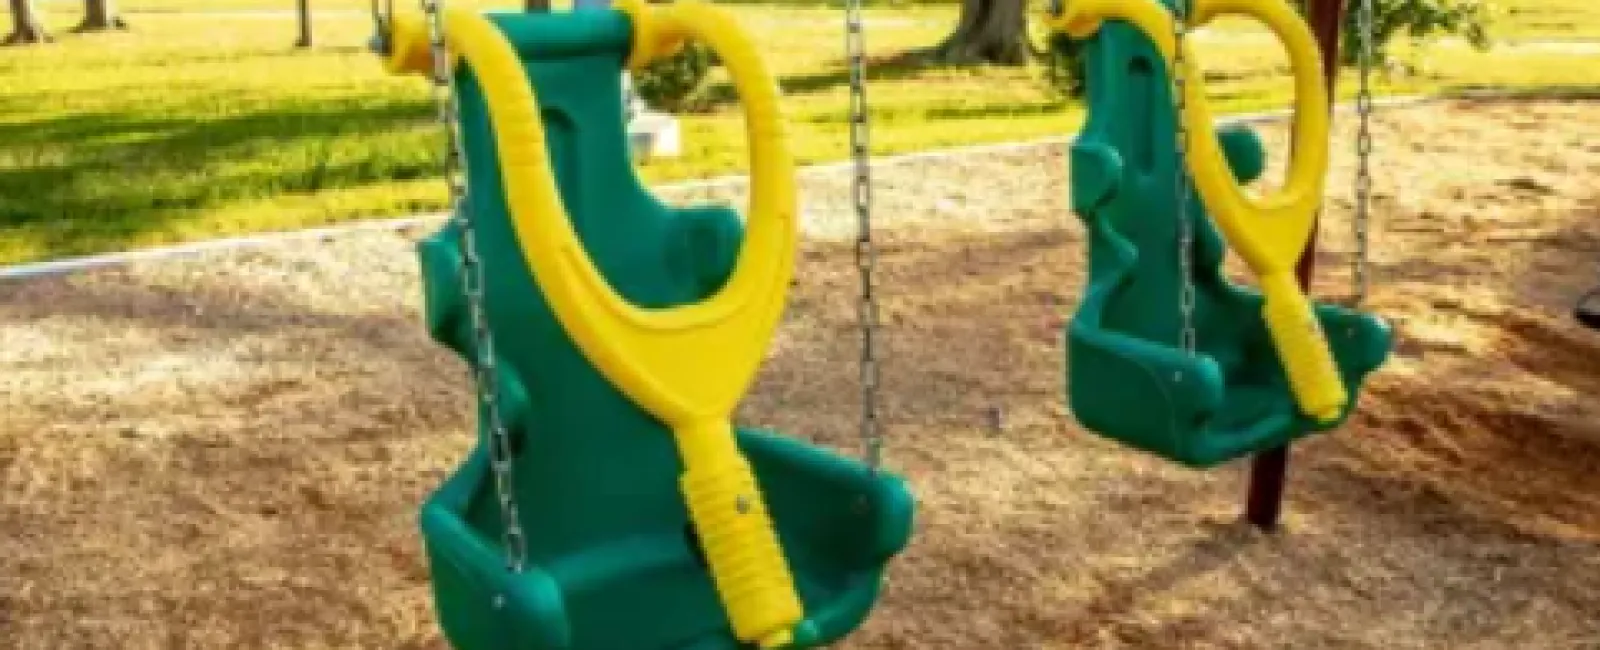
845, 0, 883, 470
424, 0, 530, 574
1173, 0, 1197, 357
1352, 0, 1375, 307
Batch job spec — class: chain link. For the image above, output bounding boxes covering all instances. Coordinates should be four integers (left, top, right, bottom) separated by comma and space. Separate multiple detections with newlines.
423, 0, 529, 574
845, 0, 882, 470
1172, 0, 1197, 357
1352, 0, 1375, 307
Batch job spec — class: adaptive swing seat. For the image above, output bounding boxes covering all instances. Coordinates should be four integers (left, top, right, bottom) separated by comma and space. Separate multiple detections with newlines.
383, 4, 914, 648
1052, 0, 1393, 468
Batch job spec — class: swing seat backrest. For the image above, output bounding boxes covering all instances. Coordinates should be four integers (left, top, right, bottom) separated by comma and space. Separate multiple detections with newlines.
413, 11, 913, 649
1063, 14, 1392, 468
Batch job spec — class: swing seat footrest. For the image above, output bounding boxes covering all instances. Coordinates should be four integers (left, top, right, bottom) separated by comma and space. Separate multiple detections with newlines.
1066, 303, 1392, 469
420, 428, 915, 650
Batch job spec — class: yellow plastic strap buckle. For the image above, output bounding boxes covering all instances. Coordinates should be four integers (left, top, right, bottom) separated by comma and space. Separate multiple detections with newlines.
1050, 0, 1348, 422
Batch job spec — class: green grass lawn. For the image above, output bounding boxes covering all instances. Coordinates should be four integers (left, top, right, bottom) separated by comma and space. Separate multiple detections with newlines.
0, 1, 1596, 264
1495, 0, 1600, 40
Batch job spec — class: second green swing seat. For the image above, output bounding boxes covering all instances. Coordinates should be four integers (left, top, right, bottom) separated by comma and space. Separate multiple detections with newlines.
1061, 5, 1394, 468
408, 10, 914, 650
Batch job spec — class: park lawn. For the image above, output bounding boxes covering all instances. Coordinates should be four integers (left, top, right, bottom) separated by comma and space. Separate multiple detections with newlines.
0, 2, 1596, 264
1495, 0, 1600, 40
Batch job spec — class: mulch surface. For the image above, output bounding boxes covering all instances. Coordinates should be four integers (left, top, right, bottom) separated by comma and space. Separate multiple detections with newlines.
2, 99, 1598, 649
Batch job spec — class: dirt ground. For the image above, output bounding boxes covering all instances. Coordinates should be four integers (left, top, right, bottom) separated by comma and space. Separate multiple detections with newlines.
2, 98, 1599, 649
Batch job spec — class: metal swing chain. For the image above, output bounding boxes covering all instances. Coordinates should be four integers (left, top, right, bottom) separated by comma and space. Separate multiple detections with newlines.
1352, 0, 1375, 306
423, 0, 530, 574
1173, 0, 1198, 357
845, 0, 882, 470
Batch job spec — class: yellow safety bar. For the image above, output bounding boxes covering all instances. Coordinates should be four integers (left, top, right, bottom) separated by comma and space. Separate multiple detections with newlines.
1048, 0, 1347, 423
385, 2, 805, 646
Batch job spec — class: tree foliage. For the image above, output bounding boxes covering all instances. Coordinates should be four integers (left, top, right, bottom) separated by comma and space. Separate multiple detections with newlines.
630, 41, 715, 113
1310, 0, 1492, 66
1042, 32, 1085, 100
1044, 0, 1494, 99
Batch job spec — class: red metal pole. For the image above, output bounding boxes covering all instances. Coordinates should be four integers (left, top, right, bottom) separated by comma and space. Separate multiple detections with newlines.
1245, 0, 1346, 531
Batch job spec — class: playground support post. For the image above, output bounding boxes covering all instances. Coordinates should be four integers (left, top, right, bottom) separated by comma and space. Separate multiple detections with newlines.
1245, 0, 1346, 531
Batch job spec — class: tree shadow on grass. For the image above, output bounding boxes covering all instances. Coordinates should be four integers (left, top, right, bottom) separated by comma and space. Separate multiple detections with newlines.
920, 101, 1064, 121
0, 96, 433, 260
694, 52, 942, 112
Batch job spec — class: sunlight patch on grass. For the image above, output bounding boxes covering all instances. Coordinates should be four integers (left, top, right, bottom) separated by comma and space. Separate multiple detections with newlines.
0, 2, 1595, 264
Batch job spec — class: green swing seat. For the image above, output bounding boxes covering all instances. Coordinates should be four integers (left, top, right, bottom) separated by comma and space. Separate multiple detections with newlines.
1063, 12, 1393, 468
414, 12, 914, 649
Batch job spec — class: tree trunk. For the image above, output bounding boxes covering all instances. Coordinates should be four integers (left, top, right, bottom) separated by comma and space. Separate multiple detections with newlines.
294, 0, 311, 48
927, 0, 1031, 65
524, 0, 549, 11
75, 0, 126, 32
4, 0, 49, 45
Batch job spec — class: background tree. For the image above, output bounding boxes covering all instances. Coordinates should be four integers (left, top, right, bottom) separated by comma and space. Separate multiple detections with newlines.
76, 0, 126, 32
4, 0, 49, 45
927, 0, 1031, 65
1042, 32, 1084, 99
630, 41, 714, 112
295, 0, 311, 47
1042, 0, 1493, 98
1313, 0, 1491, 66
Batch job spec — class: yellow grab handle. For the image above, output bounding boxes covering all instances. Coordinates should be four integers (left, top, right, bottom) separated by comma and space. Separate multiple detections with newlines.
1048, 0, 1330, 271
611, 4, 809, 643
1050, 0, 1346, 421
678, 419, 802, 648
387, 5, 805, 645
499, 0, 797, 428
1260, 274, 1345, 422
